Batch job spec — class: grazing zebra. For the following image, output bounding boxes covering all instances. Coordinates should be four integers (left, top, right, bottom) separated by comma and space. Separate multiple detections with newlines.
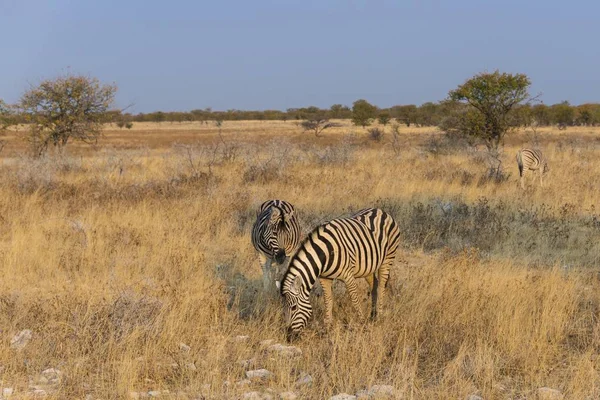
516, 148, 549, 189
280, 208, 400, 340
252, 200, 301, 292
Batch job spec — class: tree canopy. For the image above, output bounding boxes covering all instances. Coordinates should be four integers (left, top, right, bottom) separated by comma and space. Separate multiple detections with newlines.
446, 70, 531, 150
20, 74, 117, 155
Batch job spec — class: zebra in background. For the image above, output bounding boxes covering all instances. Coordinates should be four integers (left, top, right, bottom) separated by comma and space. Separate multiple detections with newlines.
252, 200, 301, 292
280, 208, 400, 340
516, 148, 549, 189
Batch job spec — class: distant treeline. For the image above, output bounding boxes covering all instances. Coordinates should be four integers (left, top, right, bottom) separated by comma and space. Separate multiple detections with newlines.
110, 102, 600, 128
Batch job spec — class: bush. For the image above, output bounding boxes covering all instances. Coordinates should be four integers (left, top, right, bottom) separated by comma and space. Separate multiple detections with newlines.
367, 127, 384, 142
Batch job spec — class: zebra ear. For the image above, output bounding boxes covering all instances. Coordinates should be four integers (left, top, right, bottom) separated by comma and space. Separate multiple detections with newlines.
269, 207, 282, 223
286, 209, 295, 220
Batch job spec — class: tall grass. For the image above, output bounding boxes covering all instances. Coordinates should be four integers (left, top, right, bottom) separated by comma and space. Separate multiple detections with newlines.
0, 123, 598, 398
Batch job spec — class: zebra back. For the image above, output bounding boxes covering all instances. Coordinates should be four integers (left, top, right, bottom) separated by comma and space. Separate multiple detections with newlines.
517, 148, 547, 176
281, 207, 400, 302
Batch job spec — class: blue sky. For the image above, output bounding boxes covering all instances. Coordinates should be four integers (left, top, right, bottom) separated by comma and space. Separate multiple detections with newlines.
1, 0, 598, 113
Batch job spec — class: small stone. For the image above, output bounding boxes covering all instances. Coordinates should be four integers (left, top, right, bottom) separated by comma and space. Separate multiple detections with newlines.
279, 392, 298, 400
368, 385, 395, 398
259, 339, 275, 347
3, 388, 14, 397
266, 344, 302, 357
40, 368, 62, 385
148, 391, 161, 397
179, 343, 191, 353
235, 335, 250, 342
295, 374, 313, 386
356, 385, 396, 399
241, 392, 273, 400
537, 387, 563, 400
467, 395, 483, 400
330, 394, 356, 400
10, 329, 32, 350
185, 363, 197, 371
245, 369, 272, 381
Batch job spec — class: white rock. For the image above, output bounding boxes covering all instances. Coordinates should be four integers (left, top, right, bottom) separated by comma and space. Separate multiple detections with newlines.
356, 385, 396, 399
295, 374, 313, 386
241, 392, 274, 400
235, 335, 250, 342
179, 343, 191, 353
3, 388, 14, 397
266, 344, 302, 357
246, 369, 272, 380
369, 385, 395, 397
467, 395, 483, 400
185, 362, 197, 371
10, 330, 32, 350
537, 387, 563, 400
259, 339, 275, 347
40, 368, 62, 385
148, 390, 161, 397
279, 392, 298, 400
330, 394, 356, 400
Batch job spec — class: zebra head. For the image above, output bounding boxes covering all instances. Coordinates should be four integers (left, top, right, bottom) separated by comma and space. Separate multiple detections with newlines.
281, 274, 311, 341
266, 206, 290, 263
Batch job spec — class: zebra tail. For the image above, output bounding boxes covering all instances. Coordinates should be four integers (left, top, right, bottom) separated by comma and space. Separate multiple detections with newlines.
516, 151, 523, 177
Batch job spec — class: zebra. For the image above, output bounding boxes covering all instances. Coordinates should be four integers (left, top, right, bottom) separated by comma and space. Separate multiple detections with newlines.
251, 200, 301, 292
279, 208, 400, 340
516, 148, 549, 189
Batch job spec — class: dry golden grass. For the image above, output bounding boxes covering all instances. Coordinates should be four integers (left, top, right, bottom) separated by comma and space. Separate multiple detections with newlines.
0, 121, 599, 399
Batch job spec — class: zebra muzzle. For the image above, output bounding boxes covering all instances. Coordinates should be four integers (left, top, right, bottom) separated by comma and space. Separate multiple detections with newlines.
275, 249, 286, 264
286, 327, 300, 343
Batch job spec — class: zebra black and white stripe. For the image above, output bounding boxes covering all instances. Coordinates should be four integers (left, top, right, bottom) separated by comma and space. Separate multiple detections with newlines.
280, 208, 400, 340
252, 200, 301, 292
516, 148, 549, 189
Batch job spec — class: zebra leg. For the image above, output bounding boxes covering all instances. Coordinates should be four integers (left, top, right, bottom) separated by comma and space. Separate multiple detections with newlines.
343, 275, 364, 321
364, 275, 374, 299
374, 263, 392, 319
258, 253, 273, 292
520, 174, 525, 189
369, 275, 379, 320
319, 278, 334, 327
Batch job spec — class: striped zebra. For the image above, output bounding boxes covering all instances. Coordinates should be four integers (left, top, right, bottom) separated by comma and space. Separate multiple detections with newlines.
252, 200, 301, 292
516, 148, 549, 189
280, 208, 400, 340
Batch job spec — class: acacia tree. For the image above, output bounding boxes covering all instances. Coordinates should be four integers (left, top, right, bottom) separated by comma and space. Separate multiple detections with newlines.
378, 112, 391, 126
446, 71, 531, 151
20, 74, 117, 155
0, 100, 12, 129
301, 113, 339, 137
0, 100, 14, 152
351, 99, 377, 128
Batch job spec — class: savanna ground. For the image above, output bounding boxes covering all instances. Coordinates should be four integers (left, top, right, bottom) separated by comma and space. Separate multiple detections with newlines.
1, 120, 600, 399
